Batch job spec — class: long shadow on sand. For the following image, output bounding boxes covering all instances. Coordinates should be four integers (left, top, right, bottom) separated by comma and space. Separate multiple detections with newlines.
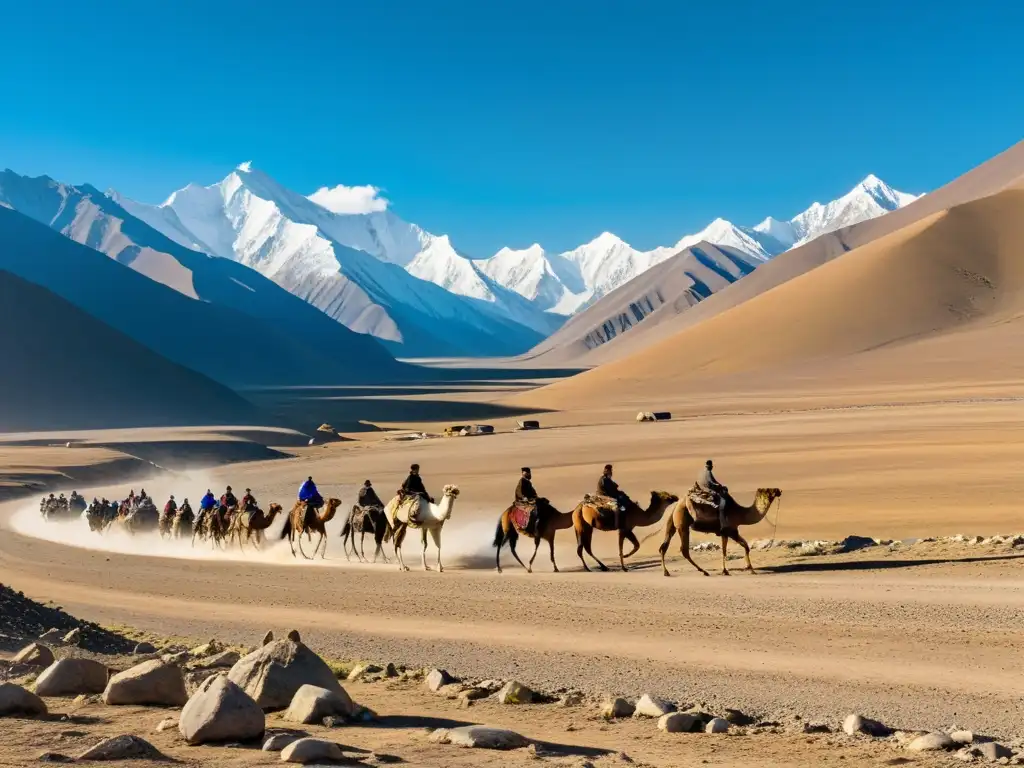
759, 553, 1024, 574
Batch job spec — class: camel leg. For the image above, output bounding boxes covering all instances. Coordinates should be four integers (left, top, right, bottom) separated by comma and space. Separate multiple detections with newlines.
732, 531, 754, 573
582, 526, 608, 572
527, 535, 542, 573
374, 527, 388, 563
575, 523, 591, 572
395, 525, 409, 571
495, 526, 505, 573
622, 530, 641, 559
421, 527, 430, 571
430, 526, 444, 573
681, 524, 709, 577
318, 530, 328, 559
359, 530, 368, 563
618, 530, 628, 572
508, 532, 528, 572
721, 534, 730, 575
658, 517, 676, 577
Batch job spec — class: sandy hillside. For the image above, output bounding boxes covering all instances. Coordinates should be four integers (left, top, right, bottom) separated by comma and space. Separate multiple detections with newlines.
514, 187, 1024, 410
0, 269, 258, 432
535, 139, 1024, 367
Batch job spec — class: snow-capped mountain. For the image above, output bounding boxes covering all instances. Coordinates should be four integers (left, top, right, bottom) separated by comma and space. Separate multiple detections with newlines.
118, 164, 558, 356
482, 175, 919, 314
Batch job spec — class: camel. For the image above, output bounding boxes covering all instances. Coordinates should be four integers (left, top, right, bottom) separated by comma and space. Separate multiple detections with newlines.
157, 507, 174, 539
280, 498, 341, 559
572, 490, 680, 572
383, 485, 460, 572
340, 504, 393, 563
229, 503, 283, 551
659, 487, 782, 577
172, 506, 195, 539
492, 498, 573, 573
83, 501, 109, 533
192, 505, 232, 549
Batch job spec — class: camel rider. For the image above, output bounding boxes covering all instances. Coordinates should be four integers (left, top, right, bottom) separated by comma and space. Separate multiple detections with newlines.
401, 464, 432, 503
298, 476, 323, 512
597, 464, 627, 530
358, 480, 383, 509
200, 490, 217, 512
164, 495, 177, 518
241, 488, 257, 511
180, 498, 192, 516
222, 486, 238, 509
515, 467, 539, 535
139, 488, 148, 501
698, 459, 730, 532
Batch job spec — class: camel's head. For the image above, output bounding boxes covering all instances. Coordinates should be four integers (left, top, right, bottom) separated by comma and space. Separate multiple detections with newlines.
268, 503, 283, 515
756, 488, 782, 508
441, 484, 460, 499
326, 497, 342, 510
651, 490, 680, 506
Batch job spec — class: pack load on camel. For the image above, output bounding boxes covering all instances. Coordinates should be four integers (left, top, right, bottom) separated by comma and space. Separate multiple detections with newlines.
636, 411, 671, 422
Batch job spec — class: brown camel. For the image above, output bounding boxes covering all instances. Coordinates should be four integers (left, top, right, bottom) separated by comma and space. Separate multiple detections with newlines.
229, 503, 284, 550
573, 491, 680, 572
492, 498, 573, 573
659, 487, 782, 577
280, 498, 341, 559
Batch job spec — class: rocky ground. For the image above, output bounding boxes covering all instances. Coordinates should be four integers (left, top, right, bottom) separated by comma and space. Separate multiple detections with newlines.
1, 586, 1020, 767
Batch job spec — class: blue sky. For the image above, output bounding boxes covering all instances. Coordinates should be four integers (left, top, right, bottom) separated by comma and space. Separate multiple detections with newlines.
2, 0, 1022, 255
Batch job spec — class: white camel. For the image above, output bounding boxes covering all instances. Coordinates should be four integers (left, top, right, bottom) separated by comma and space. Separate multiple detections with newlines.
384, 484, 460, 572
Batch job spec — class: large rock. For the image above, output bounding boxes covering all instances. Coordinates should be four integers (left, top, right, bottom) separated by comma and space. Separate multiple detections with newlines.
12, 643, 55, 668
425, 668, 454, 692
842, 713, 890, 737
103, 659, 187, 706
178, 674, 265, 745
262, 733, 300, 752
976, 742, 1013, 762
496, 680, 534, 705
907, 732, 954, 752
228, 639, 342, 711
705, 718, 730, 734
282, 684, 358, 725
77, 735, 164, 761
633, 694, 675, 717
280, 737, 345, 763
602, 697, 634, 718
0, 683, 47, 716
658, 712, 700, 733
437, 725, 529, 750
35, 658, 109, 697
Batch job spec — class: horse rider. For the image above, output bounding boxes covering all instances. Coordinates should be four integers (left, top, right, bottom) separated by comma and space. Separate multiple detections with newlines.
163, 495, 178, 519
698, 459, 730, 532
597, 464, 628, 531
298, 476, 323, 513
515, 467, 539, 535
358, 479, 383, 509
241, 487, 257, 511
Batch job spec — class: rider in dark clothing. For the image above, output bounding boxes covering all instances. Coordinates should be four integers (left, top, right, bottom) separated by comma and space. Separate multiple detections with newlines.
698, 459, 730, 531
163, 495, 178, 518
222, 486, 238, 509
597, 464, 628, 530
515, 467, 540, 535
358, 480, 383, 509
401, 464, 432, 503
298, 477, 323, 511
241, 488, 257, 511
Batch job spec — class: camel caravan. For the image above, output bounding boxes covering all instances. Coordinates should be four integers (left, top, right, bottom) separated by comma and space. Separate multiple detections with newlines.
39, 459, 782, 576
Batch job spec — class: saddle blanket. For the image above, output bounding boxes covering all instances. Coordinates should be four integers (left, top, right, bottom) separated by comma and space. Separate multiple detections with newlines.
582, 494, 618, 511
510, 502, 535, 532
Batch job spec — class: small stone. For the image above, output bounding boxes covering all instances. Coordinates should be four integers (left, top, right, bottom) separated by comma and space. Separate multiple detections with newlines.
559, 691, 584, 707
0, 683, 48, 716
38, 629, 64, 643
347, 663, 383, 681
262, 631, 275, 646
155, 718, 177, 732
436, 683, 466, 699
978, 742, 1013, 762
802, 721, 831, 734
190, 640, 222, 658
133, 642, 157, 655
263, 733, 300, 751
705, 717, 730, 734
724, 708, 755, 726
13, 643, 56, 668
286, 630, 301, 642
443, 725, 529, 750
633, 694, 675, 718
383, 662, 398, 677
459, 687, 491, 702
951, 730, 975, 745
907, 732, 955, 752
425, 668, 454, 692
280, 737, 344, 763
36, 752, 73, 763
321, 715, 345, 727
602, 697, 635, 719
202, 650, 241, 668
843, 713, 890, 737
658, 712, 699, 733
496, 680, 534, 705
164, 651, 190, 664
62, 628, 82, 646
77, 735, 164, 761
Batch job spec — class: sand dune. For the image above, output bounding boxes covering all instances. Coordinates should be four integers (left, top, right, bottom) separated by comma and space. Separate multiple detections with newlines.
514, 187, 1024, 410
0, 269, 258, 431
541, 139, 1024, 367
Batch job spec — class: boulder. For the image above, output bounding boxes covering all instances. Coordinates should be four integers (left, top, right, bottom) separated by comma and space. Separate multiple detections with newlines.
228, 639, 343, 710
178, 674, 265, 745
977, 742, 1013, 762
496, 680, 534, 705
842, 713, 890, 737
705, 718, 730, 734
263, 733, 300, 752
633, 694, 675, 718
949, 730, 973, 745
12, 643, 55, 668
658, 712, 699, 733
282, 684, 358, 725
133, 642, 157, 655
907, 732, 955, 752
35, 658, 109, 696
62, 628, 82, 646
202, 650, 241, 668
602, 697, 635, 718
425, 668, 454, 692
103, 659, 187, 706
441, 725, 530, 750
0, 683, 47, 716
77, 735, 164, 761
280, 737, 344, 763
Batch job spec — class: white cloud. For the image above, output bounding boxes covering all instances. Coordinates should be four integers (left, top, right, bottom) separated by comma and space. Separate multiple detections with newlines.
308, 183, 389, 214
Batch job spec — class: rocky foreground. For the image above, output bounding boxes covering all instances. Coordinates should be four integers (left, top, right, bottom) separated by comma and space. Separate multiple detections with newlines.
1, 581, 1021, 767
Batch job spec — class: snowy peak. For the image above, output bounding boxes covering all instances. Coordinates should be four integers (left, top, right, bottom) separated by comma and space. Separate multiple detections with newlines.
789, 174, 920, 244
753, 216, 797, 248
